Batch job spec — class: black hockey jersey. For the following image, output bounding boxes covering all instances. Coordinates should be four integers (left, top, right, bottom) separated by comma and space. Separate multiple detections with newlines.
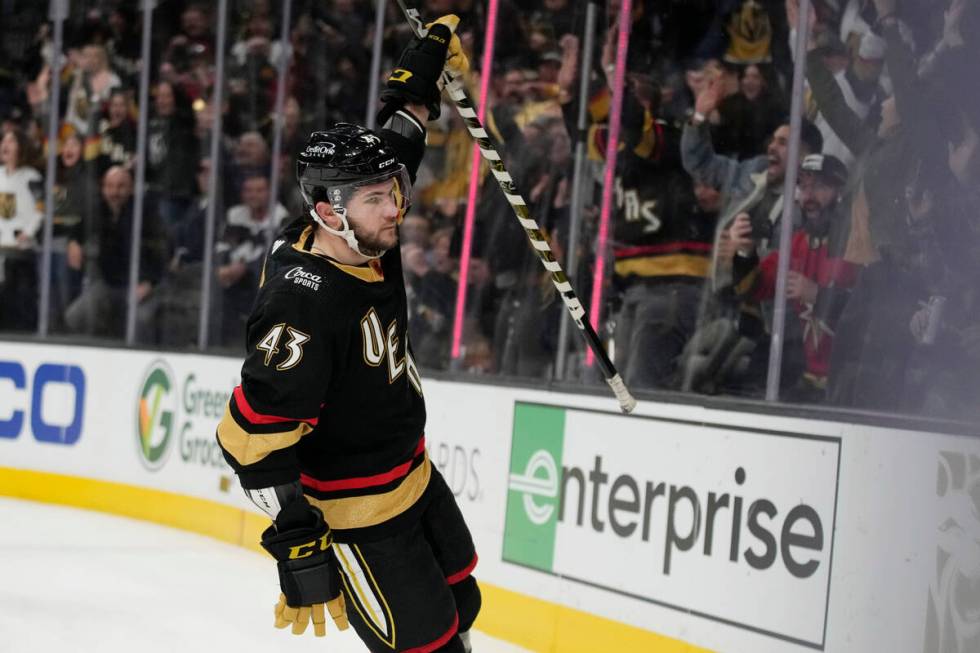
608, 132, 714, 282
569, 88, 716, 283
217, 125, 430, 536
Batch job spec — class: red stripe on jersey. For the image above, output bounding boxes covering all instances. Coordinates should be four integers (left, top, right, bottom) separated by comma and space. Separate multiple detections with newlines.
445, 553, 478, 585
614, 241, 713, 258
402, 613, 459, 653
233, 386, 319, 426
300, 438, 426, 492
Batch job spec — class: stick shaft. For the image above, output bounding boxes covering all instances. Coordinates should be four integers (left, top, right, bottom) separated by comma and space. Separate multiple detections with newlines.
393, 0, 636, 413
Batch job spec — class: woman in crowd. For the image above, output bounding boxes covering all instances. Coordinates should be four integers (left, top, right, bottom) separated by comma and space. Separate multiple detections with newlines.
49, 132, 99, 329
146, 80, 199, 232
712, 63, 786, 160
0, 127, 43, 331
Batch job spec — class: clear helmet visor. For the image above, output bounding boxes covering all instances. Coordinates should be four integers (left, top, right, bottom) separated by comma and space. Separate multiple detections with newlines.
328, 164, 412, 225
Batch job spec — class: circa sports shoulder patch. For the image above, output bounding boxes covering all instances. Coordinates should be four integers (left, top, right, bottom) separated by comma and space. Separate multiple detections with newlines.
284, 266, 323, 291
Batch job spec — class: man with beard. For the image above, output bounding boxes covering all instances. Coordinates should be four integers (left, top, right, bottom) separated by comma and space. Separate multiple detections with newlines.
682, 73, 823, 277
729, 154, 857, 401
214, 16, 481, 653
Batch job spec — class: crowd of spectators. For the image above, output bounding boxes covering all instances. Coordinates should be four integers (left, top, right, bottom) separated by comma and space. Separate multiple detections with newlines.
0, 0, 977, 420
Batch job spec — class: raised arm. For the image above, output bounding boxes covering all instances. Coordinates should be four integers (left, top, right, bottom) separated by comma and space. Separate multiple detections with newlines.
376, 14, 468, 181
681, 76, 739, 190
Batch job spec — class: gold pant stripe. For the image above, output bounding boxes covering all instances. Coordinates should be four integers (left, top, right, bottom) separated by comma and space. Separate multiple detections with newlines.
353, 542, 397, 646
336, 544, 384, 631
215, 404, 312, 466
335, 543, 396, 647
308, 457, 431, 531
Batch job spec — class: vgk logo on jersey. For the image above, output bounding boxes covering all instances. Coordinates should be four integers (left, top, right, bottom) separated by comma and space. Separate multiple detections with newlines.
0, 192, 15, 219
360, 308, 422, 396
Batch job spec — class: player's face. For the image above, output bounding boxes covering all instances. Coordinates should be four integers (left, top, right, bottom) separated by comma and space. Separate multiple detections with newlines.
346, 177, 404, 255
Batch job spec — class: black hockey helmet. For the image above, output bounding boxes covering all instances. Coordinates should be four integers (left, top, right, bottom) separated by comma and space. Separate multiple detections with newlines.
296, 123, 410, 213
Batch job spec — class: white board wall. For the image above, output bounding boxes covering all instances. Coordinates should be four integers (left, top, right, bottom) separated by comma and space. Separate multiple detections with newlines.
1, 340, 976, 653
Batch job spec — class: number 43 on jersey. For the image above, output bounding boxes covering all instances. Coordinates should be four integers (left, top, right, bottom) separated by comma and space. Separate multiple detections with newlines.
256, 324, 310, 371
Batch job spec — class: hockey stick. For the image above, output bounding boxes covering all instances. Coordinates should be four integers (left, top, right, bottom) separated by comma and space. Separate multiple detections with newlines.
393, 0, 637, 414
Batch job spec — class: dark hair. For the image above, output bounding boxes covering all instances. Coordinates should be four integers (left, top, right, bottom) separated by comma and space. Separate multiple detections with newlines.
799, 119, 824, 155
741, 63, 779, 92
155, 80, 195, 126
1, 127, 39, 170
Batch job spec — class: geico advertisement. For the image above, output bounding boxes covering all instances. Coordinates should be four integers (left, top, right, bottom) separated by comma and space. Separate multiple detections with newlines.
503, 402, 840, 649
0, 345, 240, 484
0, 359, 85, 445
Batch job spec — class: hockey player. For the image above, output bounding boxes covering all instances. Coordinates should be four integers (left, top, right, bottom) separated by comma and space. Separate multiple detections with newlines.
215, 16, 480, 653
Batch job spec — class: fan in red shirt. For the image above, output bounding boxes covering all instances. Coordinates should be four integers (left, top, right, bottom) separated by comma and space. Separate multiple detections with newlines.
730, 153, 858, 400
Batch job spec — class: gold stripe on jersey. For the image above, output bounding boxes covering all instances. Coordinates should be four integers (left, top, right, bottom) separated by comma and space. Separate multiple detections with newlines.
330, 258, 384, 283
290, 226, 385, 283
613, 254, 711, 279
216, 404, 313, 466
307, 457, 431, 530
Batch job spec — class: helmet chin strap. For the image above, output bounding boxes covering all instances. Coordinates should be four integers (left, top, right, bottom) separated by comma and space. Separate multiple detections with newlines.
309, 207, 385, 260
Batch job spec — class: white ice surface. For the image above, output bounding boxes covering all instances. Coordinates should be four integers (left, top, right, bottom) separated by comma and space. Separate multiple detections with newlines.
0, 497, 527, 653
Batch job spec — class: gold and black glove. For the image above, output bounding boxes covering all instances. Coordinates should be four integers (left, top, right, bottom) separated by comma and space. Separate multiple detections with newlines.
260, 502, 348, 637
381, 14, 464, 120
429, 15, 469, 78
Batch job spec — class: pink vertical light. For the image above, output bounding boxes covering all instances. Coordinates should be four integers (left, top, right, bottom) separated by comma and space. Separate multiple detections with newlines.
586, 0, 632, 367
451, 0, 500, 360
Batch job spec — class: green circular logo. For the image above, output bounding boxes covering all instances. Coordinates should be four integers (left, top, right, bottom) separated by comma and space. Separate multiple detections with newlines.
136, 360, 178, 470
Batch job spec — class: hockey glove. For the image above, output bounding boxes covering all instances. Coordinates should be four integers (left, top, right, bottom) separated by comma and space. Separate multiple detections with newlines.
381, 14, 462, 120
260, 501, 348, 636
427, 15, 469, 78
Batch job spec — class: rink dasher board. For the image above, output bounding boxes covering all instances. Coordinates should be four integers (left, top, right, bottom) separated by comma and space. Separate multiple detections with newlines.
0, 340, 976, 653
